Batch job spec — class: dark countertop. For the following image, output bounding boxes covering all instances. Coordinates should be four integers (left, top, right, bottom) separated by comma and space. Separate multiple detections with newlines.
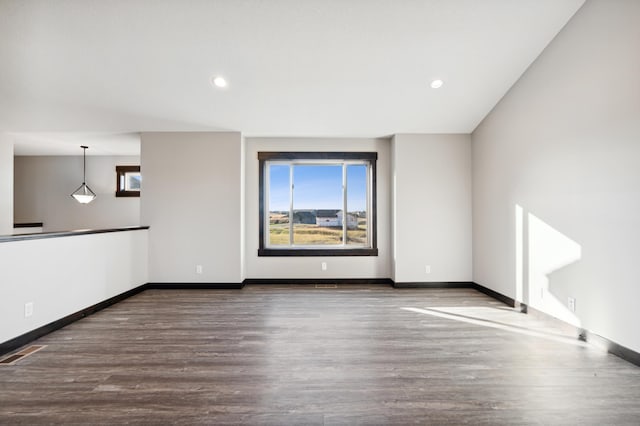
0, 226, 150, 243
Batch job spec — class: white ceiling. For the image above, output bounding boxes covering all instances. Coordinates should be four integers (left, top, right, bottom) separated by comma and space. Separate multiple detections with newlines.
0, 0, 584, 154
11, 132, 140, 156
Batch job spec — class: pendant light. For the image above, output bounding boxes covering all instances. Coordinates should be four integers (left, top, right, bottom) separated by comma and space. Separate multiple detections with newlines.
70, 145, 96, 204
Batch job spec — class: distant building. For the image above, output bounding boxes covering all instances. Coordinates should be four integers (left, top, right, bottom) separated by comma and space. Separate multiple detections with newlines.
316, 210, 358, 229
292, 210, 316, 224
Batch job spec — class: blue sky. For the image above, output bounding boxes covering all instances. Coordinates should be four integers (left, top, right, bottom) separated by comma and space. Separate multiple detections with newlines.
269, 164, 367, 211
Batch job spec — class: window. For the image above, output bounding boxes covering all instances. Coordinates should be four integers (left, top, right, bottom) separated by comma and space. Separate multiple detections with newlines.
258, 152, 377, 256
115, 165, 141, 197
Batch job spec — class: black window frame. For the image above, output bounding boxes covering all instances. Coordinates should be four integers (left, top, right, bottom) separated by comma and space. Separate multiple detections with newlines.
258, 152, 378, 257
115, 165, 141, 198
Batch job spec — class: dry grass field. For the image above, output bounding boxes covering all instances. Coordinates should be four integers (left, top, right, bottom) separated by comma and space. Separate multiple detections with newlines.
269, 215, 367, 245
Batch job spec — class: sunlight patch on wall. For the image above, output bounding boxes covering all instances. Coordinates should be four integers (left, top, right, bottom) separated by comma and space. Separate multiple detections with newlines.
527, 213, 582, 326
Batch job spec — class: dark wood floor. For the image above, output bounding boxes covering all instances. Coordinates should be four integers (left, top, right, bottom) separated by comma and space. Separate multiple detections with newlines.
1, 285, 639, 425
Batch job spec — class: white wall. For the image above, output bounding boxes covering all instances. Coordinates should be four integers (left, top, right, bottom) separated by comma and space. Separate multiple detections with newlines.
14, 156, 140, 232
0, 229, 148, 344
0, 134, 13, 235
141, 132, 243, 283
472, 0, 640, 352
244, 137, 392, 279
392, 134, 472, 283
240, 136, 246, 280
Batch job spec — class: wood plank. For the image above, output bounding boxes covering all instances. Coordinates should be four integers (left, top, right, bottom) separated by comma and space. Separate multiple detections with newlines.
1, 285, 639, 424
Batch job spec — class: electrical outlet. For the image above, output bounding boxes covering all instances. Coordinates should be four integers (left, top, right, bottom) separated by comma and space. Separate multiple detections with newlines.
568, 297, 576, 312
321, 262, 327, 271
24, 302, 33, 318
196, 265, 203, 274
425, 265, 431, 274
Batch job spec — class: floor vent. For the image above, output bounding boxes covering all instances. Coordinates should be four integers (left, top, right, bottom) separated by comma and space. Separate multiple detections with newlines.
315, 284, 338, 289
0, 354, 24, 365
0, 345, 46, 365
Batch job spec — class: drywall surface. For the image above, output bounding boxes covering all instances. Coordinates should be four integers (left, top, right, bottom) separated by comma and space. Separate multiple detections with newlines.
244, 137, 391, 279
240, 136, 246, 281
14, 156, 140, 231
392, 134, 472, 283
0, 229, 148, 344
141, 132, 243, 283
0, 134, 12, 235
472, 0, 640, 352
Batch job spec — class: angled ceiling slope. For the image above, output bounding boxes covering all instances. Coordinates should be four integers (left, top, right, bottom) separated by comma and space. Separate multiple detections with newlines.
0, 0, 584, 138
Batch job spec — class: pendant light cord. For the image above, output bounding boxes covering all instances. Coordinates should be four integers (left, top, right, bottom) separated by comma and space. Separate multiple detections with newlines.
81, 145, 88, 183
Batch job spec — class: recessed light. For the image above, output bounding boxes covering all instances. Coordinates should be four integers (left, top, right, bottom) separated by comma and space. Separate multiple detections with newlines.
430, 79, 444, 89
211, 76, 228, 88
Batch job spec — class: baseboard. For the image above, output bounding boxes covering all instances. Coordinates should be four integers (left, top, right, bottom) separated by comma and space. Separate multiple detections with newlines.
500, 295, 640, 368
392, 281, 474, 289
524, 303, 640, 368
518, 303, 581, 337
242, 278, 393, 285
391, 281, 516, 307
582, 330, 640, 367
0, 284, 147, 357
471, 283, 516, 308
146, 282, 245, 289
396, 281, 640, 367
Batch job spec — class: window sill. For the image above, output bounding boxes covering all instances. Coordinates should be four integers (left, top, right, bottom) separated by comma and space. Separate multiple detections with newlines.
115, 191, 140, 198
258, 248, 378, 257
